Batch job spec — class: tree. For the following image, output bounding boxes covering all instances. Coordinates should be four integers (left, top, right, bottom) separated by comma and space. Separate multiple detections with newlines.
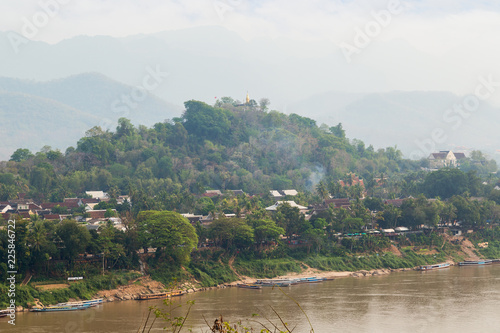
136, 211, 197, 263
10, 148, 33, 162
381, 204, 401, 229
449, 196, 481, 228
104, 208, 117, 218
422, 168, 469, 199
253, 219, 284, 244
274, 203, 308, 239
56, 220, 91, 264
302, 228, 325, 254
332, 207, 350, 233
208, 218, 254, 249
330, 123, 345, 139
196, 197, 215, 215
182, 100, 231, 143
116, 118, 135, 137
259, 98, 270, 111
98, 222, 125, 269
316, 181, 329, 200
363, 197, 383, 211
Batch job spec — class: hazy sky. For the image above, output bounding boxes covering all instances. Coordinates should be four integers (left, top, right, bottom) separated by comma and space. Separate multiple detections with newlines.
2, 0, 500, 158
2, 0, 500, 98
2, 1, 500, 45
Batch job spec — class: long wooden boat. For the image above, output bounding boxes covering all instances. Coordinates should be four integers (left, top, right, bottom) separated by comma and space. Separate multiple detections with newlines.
237, 283, 262, 289
30, 304, 90, 312
0, 309, 9, 318
417, 263, 451, 271
138, 290, 185, 300
292, 277, 326, 284
56, 298, 103, 307
255, 279, 293, 287
458, 260, 492, 266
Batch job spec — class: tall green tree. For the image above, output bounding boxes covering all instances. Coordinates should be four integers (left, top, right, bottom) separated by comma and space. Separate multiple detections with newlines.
208, 218, 254, 250
56, 220, 91, 264
136, 210, 198, 264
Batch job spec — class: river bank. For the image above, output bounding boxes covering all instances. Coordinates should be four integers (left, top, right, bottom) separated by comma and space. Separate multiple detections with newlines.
93, 264, 447, 304
6, 257, 464, 312
6, 264, 500, 333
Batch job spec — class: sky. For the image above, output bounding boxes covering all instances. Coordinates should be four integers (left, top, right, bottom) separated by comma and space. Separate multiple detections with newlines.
2, 0, 500, 159
2, 0, 500, 99
2, 1, 500, 46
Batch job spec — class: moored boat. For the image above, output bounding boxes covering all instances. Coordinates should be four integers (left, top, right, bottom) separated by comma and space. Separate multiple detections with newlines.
137, 290, 185, 300
255, 279, 293, 287
292, 277, 327, 284
30, 304, 91, 312
56, 298, 103, 307
236, 283, 262, 289
458, 260, 492, 266
0, 309, 9, 318
417, 263, 451, 271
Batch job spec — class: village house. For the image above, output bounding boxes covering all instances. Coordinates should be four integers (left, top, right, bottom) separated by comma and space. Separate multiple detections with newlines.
339, 173, 365, 188
265, 201, 309, 214
202, 190, 222, 198
269, 189, 299, 200
428, 151, 466, 169
85, 191, 109, 200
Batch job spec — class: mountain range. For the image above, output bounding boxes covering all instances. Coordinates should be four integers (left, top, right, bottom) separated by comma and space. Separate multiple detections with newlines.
0, 73, 180, 160
1, 26, 499, 161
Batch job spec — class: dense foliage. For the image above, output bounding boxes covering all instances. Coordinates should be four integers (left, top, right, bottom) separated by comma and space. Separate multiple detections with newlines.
0, 100, 428, 209
1, 98, 500, 297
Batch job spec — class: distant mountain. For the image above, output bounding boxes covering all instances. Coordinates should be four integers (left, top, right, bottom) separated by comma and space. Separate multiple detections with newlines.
0, 73, 182, 160
1, 27, 498, 160
0, 91, 99, 159
0, 27, 360, 107
289, 91, 500, 160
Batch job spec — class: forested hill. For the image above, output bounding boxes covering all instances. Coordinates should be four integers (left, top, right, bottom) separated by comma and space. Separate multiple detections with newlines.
1, 98, 421, 208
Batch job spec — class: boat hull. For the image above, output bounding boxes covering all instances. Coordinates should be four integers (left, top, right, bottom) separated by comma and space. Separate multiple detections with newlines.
30, 304, 90, 312
138, 291, 185, 300
237, 284, 262, 289
417, 263, 450, 271
459, 260, 492, 266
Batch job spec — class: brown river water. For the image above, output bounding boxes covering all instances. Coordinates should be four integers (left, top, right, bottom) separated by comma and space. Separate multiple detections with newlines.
2, 265, 500, 333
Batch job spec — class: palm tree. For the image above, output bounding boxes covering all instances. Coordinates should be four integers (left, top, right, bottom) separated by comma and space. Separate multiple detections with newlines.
316, 181, 329, 200
29, 221, 46, 253
385, 204, 402, 229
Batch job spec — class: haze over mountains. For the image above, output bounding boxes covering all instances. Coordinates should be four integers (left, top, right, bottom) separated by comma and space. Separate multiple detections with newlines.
1, 26, 499, 161
0, 74, 180, 160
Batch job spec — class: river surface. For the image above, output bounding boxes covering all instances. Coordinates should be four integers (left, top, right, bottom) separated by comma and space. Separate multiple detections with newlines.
3, 265, 500, 333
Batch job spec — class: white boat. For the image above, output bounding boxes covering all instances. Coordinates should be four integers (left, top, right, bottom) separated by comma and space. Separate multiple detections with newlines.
292, 277, 326, 284
255, 279, 293, 287
458, 260, 492, 266
417, 263, 451, 271
56, 298, 103, 307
